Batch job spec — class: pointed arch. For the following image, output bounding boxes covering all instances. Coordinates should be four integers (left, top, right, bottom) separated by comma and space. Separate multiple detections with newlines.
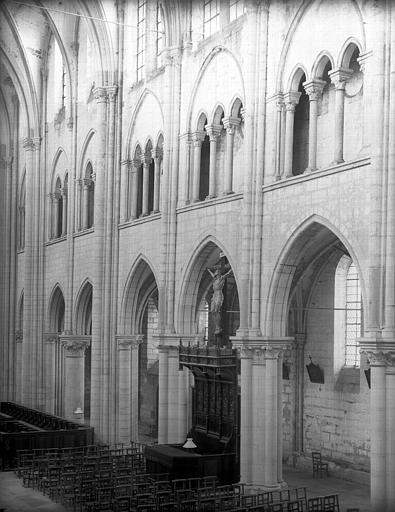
211, 103, 226, 125
265, 215, 366, 338
124, 88, 165, 160
47, 284, 65, 333
312, 51, 334, 79
186, 45, 246, 131
75, 280, 93, 335
286, 64, 309, 92
177, 236, 240, 334
120, 255, 159, 335
78, 129, 96, 178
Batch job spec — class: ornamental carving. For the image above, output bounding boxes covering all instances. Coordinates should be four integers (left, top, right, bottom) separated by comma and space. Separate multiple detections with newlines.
15, 331, 23, 343
61, 337, 90, 356
43, 333, 59, 344
116, 335, 143, 350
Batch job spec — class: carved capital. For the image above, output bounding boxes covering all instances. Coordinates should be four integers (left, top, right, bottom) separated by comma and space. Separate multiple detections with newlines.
83, 178, 92, 188
60, 335, 91, 357
106, 85, 118, 102
15, 331, 23, 343
303, 79, 326, 100
192, 130, 205, 145
359, 338, 395, 367
43, 333, 59, 344
121, 159, 132, 167
142, 155, 152, 167
93, 87, 108, 103
132, 158, 141, 170
23, 138, 35, 151
205, 124, 222, 141
116, 334, 144, 350
222, 116, 241, 134
179, 132, 191, 143
329, 68, 353, 89
284, 91, 301, 110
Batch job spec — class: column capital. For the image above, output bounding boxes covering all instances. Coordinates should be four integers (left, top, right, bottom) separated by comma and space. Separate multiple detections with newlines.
303, 79, 326, 100
267, 92, 285, 110
192, 130, 205, 144
232, 337, 294, 358
93, 86, 108, 103
43, 333, 59, 344
106, 85, 118, 101
60, 335, 91, 357
329, 68, 353, 89
132, 158, 141, 169
116, 334, 144, 350
121, 159, 132, 167
83, 178, 91, 188
154, 333, 182, 349
222, 116, 241, 132
142, 155, 152, 166
359, 338, 395, 366
22, 137, 35, 151
283, 91, 301, 110
205, 123, 222, 141
15, 331, 23, 343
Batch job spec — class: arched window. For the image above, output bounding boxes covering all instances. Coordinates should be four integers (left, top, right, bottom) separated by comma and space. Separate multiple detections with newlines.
53, 177, 63, 238
343, 45, 363, 161
83, 163, 95, 229
334, 255, 363, 371
293, 74, 309, 175
18, 174, 25, 250
230, 0, 244, 21
156, 2, 164, 67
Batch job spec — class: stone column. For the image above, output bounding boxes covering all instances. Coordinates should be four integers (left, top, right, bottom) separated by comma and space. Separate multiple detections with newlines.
329, 68, 353, 164
239, 346, 253, 484
158, 345, 169, 443
131, 336, 143, 441
61, 186, 67, 236
54, 192, 60, 237
178, 367, 188, 441
116, 335, 143, 443
151, 149, 161, 213
303, 79, 326, 172
83, 178, 90, 229
252, 348, 266, 486
192, 131, 205, 202
47, 194, 54, 239
179, 133, 191, 205
222, 116, 241, 194
15, 332, 23, 403
283, 92, 301, 178
360, 340, 395, 512
130, 159, 140, 220
167, 346, 181, 443
120, 160, 130, 222
294, 333, 305, 452
60, 336, 90, 421
205, 124, 222, 199
75, 179, 82, 231
43, 334, 58, 414
386, 355, 395, 511
142, 155, 151, 216
273, 94, 284, 181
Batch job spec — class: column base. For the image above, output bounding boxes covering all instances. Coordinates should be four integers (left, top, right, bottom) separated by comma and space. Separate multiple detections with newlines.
206, 195, 216, 200
222, 190, 235, 195
243, 481, 288, 492
330, 159, 344, 165
304, 167, 316, 173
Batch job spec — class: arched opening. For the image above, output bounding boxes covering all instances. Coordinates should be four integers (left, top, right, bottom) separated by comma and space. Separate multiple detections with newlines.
342, 44, 363, 161
55, 177, 63, 238
122, 259, 159, 439
84, 162, 95, 229
316, 59, 333, 168
145, 140, 154, 215
75, 282, 92, 420
196, 113, 210, 201
293, 73, 309, 175
18, 173, 26, 250
48, 286, 65, 416
268, 220, 368, 472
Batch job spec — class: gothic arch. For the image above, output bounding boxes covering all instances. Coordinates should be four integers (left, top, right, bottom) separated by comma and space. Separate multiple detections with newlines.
286, 64, 309, 92
276, 0, 366, 91
177, 236, 239, 334
120, 255, 159, 335
186, 45, 245, 131
47, 284, 65, 333
312, 51, 334, 78
265, 215, 366, 338
339, 39, 363, 68
124, 88, 165, 160
75, 280, 93, 335
50, 148, 69, 189
78, 129, 96, 178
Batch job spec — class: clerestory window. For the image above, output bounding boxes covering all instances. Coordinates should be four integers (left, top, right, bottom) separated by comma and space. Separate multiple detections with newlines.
203, 0, 220, 38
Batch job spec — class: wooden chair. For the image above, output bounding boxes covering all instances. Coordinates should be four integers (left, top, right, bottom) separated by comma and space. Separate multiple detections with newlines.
322, 494, 339, 511
312, 451, 329, 478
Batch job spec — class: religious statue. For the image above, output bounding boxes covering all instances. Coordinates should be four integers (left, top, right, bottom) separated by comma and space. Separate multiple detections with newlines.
207, 266, 233, 335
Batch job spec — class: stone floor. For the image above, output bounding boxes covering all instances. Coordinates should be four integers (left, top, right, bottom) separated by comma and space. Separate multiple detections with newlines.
0, 466, 370, 511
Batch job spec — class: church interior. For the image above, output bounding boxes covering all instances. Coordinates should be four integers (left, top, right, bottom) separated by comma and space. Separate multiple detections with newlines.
1, 0, 395, 511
